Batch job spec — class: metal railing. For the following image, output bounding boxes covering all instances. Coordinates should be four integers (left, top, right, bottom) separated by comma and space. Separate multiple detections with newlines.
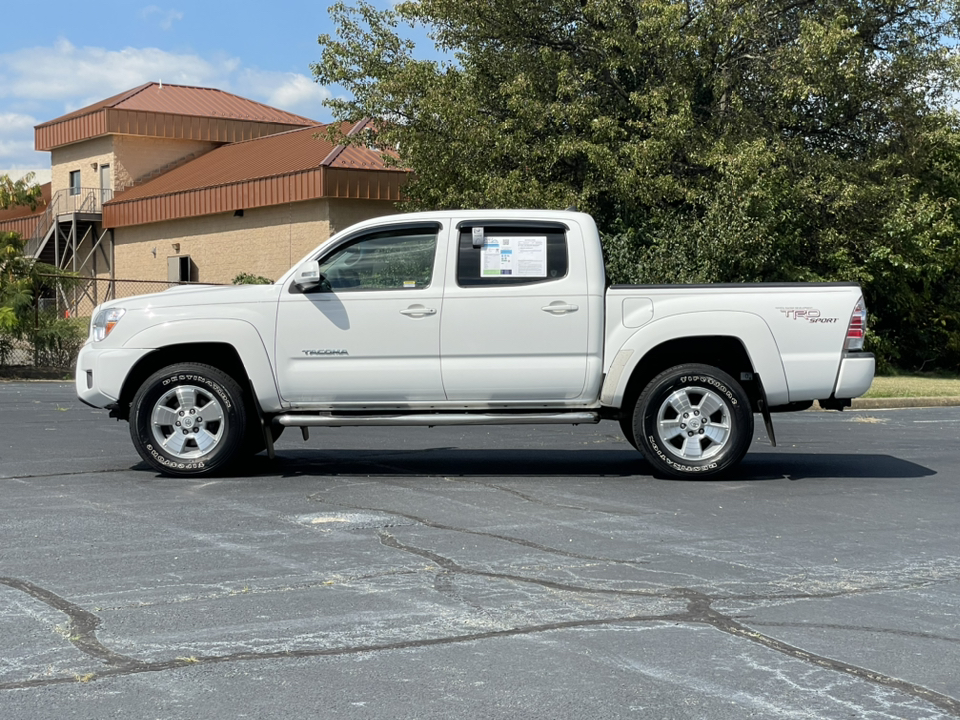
25, 187, 114, 258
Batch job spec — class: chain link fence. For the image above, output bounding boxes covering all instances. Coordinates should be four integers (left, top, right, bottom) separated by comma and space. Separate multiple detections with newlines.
0, 276, 201, 369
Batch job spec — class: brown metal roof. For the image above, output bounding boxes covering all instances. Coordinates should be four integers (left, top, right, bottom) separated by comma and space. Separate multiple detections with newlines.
38, 82, 315, 127
0, 213, 45, 240
103, 122, 407, 228
36, 82, 316, 151
0, 182, 50, 222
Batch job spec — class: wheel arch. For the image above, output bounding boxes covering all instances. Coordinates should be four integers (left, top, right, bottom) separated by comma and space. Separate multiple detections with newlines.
603, 313, 789, 415
116, 319, 281, 419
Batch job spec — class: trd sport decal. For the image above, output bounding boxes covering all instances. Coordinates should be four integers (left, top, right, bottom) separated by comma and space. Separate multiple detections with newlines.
776, 307, 839, 324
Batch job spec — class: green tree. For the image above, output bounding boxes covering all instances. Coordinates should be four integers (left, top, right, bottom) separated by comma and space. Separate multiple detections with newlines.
1, 175, 85, 367
0, 232, 86, 367
0, 172, 43, 212
232, 272, 275, 285
314, 0, 960, 371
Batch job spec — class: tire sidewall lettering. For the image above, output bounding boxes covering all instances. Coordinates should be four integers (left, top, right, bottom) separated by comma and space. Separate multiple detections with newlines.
133, 363, 246, 477
144, 442, 207, 470
647, 435, 719, 473
678, 375, 738, 405
160, 374, 232, 409
635, 364, 753, 479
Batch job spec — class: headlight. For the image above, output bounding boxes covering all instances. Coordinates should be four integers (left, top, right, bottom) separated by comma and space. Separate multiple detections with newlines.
92, 308, 126, 341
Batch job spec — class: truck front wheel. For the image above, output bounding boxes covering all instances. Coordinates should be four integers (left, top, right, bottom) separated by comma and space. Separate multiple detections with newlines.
130, 363, 247, 477
633, 364, 753, 479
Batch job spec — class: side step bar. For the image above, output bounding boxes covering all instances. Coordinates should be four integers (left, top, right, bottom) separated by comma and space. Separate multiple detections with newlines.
275, 412, 600, 428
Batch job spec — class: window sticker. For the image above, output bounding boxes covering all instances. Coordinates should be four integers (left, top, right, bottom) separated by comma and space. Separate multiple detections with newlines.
481, 236, 547, 277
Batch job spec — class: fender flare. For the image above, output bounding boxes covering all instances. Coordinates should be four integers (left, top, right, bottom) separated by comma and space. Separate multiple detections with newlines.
602, 311, 790, 408
123, 319, 282, 410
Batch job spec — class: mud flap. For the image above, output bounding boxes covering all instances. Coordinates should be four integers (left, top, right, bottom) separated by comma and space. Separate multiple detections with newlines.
250, 392, 276, 460
754, 374, 777, 447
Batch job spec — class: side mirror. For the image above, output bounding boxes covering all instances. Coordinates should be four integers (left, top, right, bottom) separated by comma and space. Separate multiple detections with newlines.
293, 260, 323, 290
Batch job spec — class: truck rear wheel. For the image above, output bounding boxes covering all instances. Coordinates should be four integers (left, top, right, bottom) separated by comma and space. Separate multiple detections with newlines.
633, 364, 753, 479
130, 363, 247, 477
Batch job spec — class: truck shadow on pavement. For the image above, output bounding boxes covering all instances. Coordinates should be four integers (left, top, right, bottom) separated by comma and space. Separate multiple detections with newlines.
211, 448, 935, 482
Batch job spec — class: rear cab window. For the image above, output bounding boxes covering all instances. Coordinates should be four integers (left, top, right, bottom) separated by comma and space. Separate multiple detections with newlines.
456, 224, 568, 287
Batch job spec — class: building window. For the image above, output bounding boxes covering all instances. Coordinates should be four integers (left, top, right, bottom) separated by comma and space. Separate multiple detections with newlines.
69, 170, 81, 196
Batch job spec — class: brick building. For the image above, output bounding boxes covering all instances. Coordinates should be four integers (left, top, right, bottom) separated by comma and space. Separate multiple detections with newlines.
0, 82, 405, 293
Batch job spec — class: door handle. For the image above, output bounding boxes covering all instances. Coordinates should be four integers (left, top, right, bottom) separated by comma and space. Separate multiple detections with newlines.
399, 305, 437, 317
541, 302, 579, 314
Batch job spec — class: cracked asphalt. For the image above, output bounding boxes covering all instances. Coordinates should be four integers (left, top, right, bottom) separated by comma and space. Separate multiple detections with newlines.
1, 382, 959, 719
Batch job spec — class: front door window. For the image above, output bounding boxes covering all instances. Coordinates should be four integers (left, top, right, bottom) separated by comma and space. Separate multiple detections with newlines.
275, 223, 446, 404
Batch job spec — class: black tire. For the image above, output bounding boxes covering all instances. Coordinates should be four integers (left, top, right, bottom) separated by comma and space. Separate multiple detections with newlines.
633, 364, 753, 479
130, 363, 247, 477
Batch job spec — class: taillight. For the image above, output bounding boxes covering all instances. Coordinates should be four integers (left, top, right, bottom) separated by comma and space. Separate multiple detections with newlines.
844, 297, 867, 351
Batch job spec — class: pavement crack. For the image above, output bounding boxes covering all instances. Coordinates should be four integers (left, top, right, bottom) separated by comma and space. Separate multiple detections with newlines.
0, 577, 145, 670
4, 570, 958, 715
444, 477, 639, 517
376, 530, 669, 598
687, 591, 960, 717
2, 467, 134, 481
308, 494, 650, 568
746, 620, 960, 645
373, 534, 960, 716
0, 613, 684, 691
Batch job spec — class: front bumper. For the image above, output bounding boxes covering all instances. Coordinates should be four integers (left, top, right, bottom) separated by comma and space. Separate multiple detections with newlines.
75, 343, 152, 408
833, 351, 875, 399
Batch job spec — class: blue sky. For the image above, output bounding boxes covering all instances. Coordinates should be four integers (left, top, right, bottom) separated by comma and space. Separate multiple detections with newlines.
0, 1, 424, 184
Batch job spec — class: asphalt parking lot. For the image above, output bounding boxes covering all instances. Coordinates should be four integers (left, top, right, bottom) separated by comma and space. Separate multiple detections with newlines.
2, 381, 959, 719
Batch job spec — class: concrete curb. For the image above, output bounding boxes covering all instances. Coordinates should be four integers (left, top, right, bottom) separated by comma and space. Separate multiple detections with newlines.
0, 369, 73, 381
851, 396, 960, 410
813, 397, 960, 411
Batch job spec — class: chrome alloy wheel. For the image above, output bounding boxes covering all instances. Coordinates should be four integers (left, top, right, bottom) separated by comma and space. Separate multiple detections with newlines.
656, 387, 732, 461
150, 385, 225, 459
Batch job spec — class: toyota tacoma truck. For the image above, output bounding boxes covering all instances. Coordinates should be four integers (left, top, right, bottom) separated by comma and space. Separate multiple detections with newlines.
76, 210, 874, 479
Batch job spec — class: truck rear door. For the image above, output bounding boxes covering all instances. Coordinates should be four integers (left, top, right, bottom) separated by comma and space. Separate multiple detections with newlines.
439, 221, 591, 402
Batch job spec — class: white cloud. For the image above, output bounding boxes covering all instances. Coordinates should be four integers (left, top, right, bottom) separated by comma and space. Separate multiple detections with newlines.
0, 39, 228, 107
0, 114, 40, 162
235, 71, 332, 120
0, 112, 49, 182
0, 167, 51, 185
141, 6, 184, 30
0, 40, 335, 173
0, 112, 37, 131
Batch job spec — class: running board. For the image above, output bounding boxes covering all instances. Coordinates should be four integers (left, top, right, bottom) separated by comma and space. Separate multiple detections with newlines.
275, 412, 600, 428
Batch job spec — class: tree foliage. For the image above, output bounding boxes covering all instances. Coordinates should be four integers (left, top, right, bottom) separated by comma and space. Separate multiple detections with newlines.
314, 0, 960, 371
0, 232, 85, 367
232, 272, 275, 285
0, 172, 43, 212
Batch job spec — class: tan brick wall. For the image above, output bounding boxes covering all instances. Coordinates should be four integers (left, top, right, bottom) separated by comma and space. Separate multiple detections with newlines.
51, 136, 115, 196
113, 198, 399, 283
50, 135, 219, 196
114, 201, 332, 283
113, 136, 219, 190
329, 199, 398, 235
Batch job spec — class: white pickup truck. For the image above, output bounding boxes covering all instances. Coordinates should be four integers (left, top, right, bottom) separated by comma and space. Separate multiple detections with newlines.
76, 210, 874, 479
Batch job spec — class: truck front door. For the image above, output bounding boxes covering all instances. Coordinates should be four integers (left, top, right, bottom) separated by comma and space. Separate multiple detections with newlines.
275, 222, 446, 404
